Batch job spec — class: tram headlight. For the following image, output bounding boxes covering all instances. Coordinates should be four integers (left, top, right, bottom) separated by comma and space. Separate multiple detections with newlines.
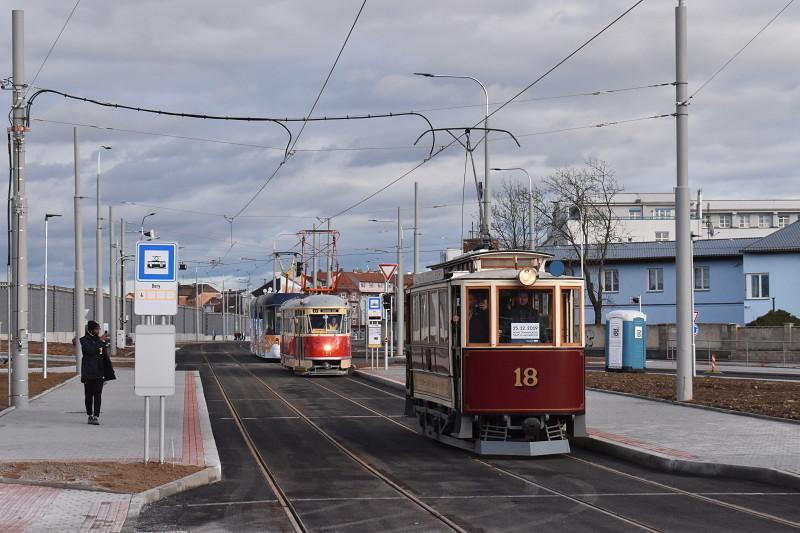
519, 267, 537, 286
323, 343, 332, 352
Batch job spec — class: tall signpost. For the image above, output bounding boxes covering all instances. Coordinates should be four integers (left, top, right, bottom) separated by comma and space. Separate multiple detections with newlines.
134, 241, 178, 464
378, 263, 397, 370
366, 296, 382, 368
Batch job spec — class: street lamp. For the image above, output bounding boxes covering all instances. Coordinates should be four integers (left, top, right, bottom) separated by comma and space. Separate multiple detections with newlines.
492, 167, 534, 249
140, 212, 156, 239
415, 72, 491, 240
96, 145, 111, 330
43, 213, 62, 378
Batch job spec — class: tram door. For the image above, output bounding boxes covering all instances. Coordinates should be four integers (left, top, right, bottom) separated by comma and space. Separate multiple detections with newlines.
451, 285, 462, 404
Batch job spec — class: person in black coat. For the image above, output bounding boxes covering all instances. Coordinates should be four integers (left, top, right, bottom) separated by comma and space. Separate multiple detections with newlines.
80, 320, 114, 425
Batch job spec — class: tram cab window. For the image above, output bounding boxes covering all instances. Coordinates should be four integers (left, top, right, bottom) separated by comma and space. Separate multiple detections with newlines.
308, 313, 347, 333
498, 288, 553, 344
466, 288, 491, 344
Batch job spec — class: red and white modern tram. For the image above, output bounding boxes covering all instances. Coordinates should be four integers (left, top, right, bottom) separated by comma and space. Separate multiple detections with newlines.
405, 250, 586, 456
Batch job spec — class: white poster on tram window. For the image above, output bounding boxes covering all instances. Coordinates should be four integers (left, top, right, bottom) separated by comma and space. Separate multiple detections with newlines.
511, 322, 540, 341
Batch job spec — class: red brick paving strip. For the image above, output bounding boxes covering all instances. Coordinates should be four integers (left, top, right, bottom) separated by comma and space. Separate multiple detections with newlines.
0, 484, 59, 532
181, 372, 204, 465
589, 427, 701, 460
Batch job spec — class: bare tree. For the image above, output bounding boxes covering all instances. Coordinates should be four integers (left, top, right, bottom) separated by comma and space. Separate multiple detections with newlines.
536, 159, 625, 324
491, 179, 546, 249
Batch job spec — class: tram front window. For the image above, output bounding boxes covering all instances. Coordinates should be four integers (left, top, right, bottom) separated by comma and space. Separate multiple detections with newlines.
498, 288, 552, 344
309, 313, 347, 333
466, 289, 491, 344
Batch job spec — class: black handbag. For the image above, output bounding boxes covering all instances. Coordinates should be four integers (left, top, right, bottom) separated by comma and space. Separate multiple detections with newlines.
102, 345, 116, 381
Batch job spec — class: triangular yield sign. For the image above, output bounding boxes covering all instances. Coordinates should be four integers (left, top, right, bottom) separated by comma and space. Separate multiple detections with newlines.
378, 263, 398, 281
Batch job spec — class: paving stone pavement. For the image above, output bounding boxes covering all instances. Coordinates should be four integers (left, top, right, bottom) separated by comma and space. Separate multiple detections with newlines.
0, 368, 214, 532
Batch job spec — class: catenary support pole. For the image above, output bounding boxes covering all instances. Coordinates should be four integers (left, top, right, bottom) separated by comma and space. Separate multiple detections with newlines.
675, 0, 693, 401
74, 128, 84, 370
95, 152, 103, 330
159, 395, 165, 464
119, 219, 126, 346
109, 206, 117, 355
413, 182, 419, 274
396, 206, 405, 362
10, 10, 30, 408
43, 216, 49, 379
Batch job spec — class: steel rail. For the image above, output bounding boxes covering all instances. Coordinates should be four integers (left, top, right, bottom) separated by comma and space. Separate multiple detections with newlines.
309, 379, 660, 532
240, 366, 467, 533
200, 346, 307, 533
331, 374, 800, 530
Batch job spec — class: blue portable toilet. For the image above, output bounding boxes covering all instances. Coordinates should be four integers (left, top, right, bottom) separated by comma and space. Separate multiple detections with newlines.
605, 310, 647, 371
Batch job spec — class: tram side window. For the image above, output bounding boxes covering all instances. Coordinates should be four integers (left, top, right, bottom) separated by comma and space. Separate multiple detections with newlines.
429, 291, 439, 345
411, 293, 420, 343
420, 292, 429, 344
466, 288, 491, 344
438, 288, 449, 345
560, 287, 582, 345
498, 288, 553, 344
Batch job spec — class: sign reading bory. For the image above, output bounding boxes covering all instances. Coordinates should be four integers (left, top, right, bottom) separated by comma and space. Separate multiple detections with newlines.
135, 242, 178, 315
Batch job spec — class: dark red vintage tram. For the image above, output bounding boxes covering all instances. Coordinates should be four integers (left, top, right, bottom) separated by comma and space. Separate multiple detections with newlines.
405, 250, 586, 455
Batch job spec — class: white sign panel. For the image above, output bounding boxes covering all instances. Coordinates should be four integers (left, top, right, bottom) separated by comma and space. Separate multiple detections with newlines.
608, 317, 623, 369
367, 296, 382, 319
634, 326, 643, 339
135, 280, 178, 316
368, 323, 382, 348
511, 322, 540, 341
134, 324, 176, 396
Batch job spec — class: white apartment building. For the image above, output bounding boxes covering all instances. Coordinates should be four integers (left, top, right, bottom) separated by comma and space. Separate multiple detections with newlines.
557, 192, 800, 243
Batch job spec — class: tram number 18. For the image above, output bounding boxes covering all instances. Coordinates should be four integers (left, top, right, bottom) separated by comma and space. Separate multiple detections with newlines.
513, 367, 539, 388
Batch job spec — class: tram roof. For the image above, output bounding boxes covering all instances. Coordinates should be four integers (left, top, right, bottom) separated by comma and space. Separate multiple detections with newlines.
450, 268, 581, 282
279, 294, 348, 310
427, 249, 553, 272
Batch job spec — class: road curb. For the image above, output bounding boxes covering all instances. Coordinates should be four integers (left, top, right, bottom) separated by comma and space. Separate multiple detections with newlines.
353, 368, 405, 392
587, 386, 800, 426
122, 370, 221, 530
574, 435, 800, 491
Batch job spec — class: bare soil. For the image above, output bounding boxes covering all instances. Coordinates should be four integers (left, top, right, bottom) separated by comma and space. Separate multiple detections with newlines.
0, 461, 204, 493
0, 341, 135, 357
0, 371, 76, 410
586, 371, 800, 420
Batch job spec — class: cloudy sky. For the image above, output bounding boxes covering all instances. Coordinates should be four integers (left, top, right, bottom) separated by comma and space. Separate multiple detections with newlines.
2, 0, 798, 290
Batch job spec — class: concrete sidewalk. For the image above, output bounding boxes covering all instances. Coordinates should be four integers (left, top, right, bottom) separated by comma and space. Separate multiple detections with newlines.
355, 365, 800, 488
0, 368, 220, 532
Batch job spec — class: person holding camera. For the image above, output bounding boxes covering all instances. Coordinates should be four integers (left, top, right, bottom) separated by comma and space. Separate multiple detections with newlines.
80, 320, 115, 425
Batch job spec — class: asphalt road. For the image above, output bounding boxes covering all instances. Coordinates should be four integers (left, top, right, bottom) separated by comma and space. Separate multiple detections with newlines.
132, 343, 800, 532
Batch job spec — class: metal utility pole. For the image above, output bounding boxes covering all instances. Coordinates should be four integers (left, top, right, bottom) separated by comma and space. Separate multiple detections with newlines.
43, 214, 62, 379
109, 206, 117, 355
10, 10, 30, 408
396, 206, 405, 362
413, 182, 420, 274
675, 0, 692, 401
195, 264, 200, 341
119, 218, 126, 346
95, 146, 111, 330
73, 128, 84, 370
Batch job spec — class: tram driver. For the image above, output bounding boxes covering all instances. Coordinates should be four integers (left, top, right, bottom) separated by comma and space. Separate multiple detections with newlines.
326, 315, 341, 332
467, 292, 490, 344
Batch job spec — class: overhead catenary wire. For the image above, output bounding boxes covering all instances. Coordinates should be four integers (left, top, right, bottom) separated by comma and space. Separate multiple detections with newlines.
326, 0, 649, 220
24, 0, 82, 98
689, 0, 796, 101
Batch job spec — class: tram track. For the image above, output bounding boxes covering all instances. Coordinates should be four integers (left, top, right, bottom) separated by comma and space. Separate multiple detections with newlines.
204, 345, 466, 532
196, 344, 799, 531
313, 372, 800, 531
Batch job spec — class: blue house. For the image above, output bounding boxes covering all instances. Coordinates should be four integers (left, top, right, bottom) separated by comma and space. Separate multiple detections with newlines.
540, 221, 800, 325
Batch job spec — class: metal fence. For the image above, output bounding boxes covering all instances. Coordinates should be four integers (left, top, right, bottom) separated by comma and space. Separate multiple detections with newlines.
667, 339, 800, 366
0, 284, 247, 342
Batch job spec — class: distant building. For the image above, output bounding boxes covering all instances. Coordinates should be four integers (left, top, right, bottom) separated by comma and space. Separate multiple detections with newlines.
551, 192, 800, 244
178, 283, 219, 308
541, 220, 800, 325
